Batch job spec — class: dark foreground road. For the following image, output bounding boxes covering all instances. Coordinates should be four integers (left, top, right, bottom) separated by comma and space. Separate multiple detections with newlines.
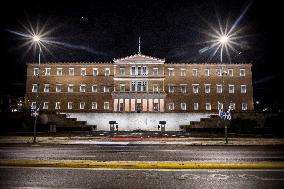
1, 144, 284, 188
1, 167, 284, 189
0, 144, 284, 162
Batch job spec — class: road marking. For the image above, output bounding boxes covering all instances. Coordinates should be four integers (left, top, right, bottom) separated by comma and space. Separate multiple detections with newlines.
178, 174, 201, 180
77, 156, 97, 158
2, 167, 284, 172
209, 174, 229, 180
1, 161, 284, 169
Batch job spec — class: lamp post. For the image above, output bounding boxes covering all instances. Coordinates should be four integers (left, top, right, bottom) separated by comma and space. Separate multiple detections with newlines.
219, 35, 229, 144
33, 35, 41, 143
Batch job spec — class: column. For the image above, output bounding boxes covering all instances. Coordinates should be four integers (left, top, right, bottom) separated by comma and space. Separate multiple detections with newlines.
125, 99, 130, 112
160, 99, 164, 112
148, 99, 153, 112
142, 99, 147, 112
113, 99, 118, 112
131, 99, 136, 112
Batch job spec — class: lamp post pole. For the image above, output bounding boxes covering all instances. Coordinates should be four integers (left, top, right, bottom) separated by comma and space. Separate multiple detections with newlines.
33, 36, 41, 143
219, 35, 230, 144
221, 68, 228, 144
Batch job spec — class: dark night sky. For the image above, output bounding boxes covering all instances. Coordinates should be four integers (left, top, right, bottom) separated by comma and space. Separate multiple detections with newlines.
0, 0, 282, 111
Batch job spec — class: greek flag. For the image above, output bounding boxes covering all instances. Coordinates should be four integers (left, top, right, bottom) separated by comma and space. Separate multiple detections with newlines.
226, 110, 232, 120
218, 108, 223, 118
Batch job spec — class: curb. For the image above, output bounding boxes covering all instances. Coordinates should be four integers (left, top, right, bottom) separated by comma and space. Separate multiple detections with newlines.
1, 161, 284, 169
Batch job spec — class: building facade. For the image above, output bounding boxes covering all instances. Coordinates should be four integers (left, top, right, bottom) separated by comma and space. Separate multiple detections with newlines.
25, 53, 254, 113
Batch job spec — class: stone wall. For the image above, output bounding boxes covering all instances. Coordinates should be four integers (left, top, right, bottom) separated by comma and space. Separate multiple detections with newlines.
66, 113, 211, 131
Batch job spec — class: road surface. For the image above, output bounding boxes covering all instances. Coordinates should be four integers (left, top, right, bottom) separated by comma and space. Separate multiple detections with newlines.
0, 144, 284, 162
1, 144, 284, 188
1, 167, 284, 188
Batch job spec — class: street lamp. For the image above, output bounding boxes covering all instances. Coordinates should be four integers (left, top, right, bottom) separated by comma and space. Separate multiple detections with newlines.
219, 34, 230, 144
33, 35, 41, 143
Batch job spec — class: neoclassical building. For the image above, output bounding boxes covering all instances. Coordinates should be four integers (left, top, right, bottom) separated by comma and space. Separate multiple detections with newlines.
26, 53, 253, 114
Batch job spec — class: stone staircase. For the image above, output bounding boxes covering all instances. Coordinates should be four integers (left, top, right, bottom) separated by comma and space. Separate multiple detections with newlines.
189, 114, 224, 128
180, 114, 225, 131
40, 113, 96, 133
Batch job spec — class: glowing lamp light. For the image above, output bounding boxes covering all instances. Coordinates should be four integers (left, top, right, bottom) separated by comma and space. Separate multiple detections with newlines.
33, 35, 40, 42
219, 35, 229, 44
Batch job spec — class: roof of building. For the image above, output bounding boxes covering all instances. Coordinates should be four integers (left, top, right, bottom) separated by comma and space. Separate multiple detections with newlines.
27, 53, 251, 66
113, 53, 165, 63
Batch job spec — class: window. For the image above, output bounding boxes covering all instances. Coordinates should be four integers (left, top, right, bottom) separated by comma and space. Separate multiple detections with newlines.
44, 84, 50, 92
43, 102, 48, 110
104, 68, 110, 76
242, 103, 247, 110
33, 68, 39, 76
142, 81, 147, 92
168, 68, 174, 76
55, 102, 61, 110
194, 103, 199, 110
80, 102, 85, 109
68, 102, 73, 110
92, 102, 97, 110
240, 69, 245, 76
205, 84, 211, 93
142, 66, 147, 75
68, 84, 74, 92
192, 69, 198, 77
169, 85, 174, 93
104, 86, 109, 92
131, 81, 136, 91
180, 85, 187, 93
32, 84, 38, 92
230, 103, 235, 110
181, 103, 186, 110
56, 84, 62, 92
153, 102, 159, 112
69, 68, 74, 76
80, 84, 86, 92
241, 85, 247, 93
93, 68, 98, 76
57, 68, 63, 76
153, 85, 159, 92
181, 68, 186, 76
217, 84, 222, 93
153, 68, 158, 76
206, 103, 211, 110
119, 102, 124, 111
104, 102, 109, 110
228, 69, 233, 77
120, 84, 126, 92
45, 68, 51, 76
31, 102, 36, 109
218, 102, 223, 110
216, 68, 222, 76
193, 84, 199, 93
131, 66, 136, 75
92, 85, 97, 92
137, 66, 142, 75
81, 68, 86, 76
229, 85, 234, 93
137, 81, 142, 92
204, 69, 210, 76
120, 67, 125, 75
168, 103, 174, 111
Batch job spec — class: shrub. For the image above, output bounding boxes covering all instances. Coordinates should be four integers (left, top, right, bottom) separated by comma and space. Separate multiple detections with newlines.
229, 118, 258, 132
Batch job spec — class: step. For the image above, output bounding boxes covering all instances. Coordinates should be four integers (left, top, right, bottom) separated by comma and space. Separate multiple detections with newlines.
65, 118, 77, 121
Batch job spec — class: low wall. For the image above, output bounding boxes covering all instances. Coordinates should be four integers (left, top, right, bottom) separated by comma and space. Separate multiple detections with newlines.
66, 113, 211, 131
